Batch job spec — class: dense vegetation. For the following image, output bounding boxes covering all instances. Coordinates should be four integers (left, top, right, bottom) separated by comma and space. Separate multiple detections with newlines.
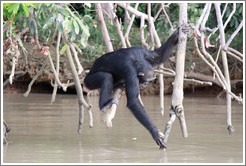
2, 3, 243, 95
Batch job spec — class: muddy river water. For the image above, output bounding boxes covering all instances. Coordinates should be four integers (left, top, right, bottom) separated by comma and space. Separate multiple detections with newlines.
2, 93, 244, 163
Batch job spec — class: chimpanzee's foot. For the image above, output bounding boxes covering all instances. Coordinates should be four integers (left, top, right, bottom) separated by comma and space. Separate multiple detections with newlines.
181, 24, 190, 34
100, 98, 119, 111
155, 130, 166, 149
139, 82, 148, 89
227, 125, 234, 135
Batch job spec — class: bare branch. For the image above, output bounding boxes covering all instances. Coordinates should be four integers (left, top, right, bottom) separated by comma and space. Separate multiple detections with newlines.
14, 27, 29, 42
147, 3, 155, 49
183, 78, 212, 86
140, 16, 149, 47
117, 3, 151, 20
124, 3, 139, 47
3, 71, 26, 88
29, 7, 41, 49
155, 69, 175, 76
95, 3, 114, 52
161, 3, 173, 30
158, 67, 176, 75
72, 43, 83, 55
65, 45, 92, 133
226, 50, 243, 62
215, 3, 237, 134
194, 37, 227, 89
195, 3, 209, 30
108, 3, 127, 48
7, 41, 20, 85
103, 89, 122, 127
47, 52, 68, 92
51, 31, 62, 103
24, 59, 47, 97
153, 5, 163, 22
223, 3, 236, 29
224, 20, 244, 49
208, 3, 237, 41
70, 43, 84, 75
221, 3, 228, 18
227, 47, 243, 58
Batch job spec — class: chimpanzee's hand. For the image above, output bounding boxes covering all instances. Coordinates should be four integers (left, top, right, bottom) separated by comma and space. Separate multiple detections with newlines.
181, 24, 190, 34
155, 130, 166, 149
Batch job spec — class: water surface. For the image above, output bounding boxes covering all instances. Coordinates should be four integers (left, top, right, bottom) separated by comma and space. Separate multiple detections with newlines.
3, 94, 244, 163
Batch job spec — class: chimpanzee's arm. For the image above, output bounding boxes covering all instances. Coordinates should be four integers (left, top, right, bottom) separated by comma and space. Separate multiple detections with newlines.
124, 69, 165, 148
146, 26, 189, 67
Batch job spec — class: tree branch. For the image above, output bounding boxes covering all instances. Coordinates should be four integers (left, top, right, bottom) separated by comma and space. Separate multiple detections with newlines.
29, 7, 41, 50
224, 20, 244, 49
108, 3, 127, 48
124, 3, 139, 47
95, 3, 114, 52
24, 59, 47, 97
47, 52, 69, 92
51, 31, 62, 103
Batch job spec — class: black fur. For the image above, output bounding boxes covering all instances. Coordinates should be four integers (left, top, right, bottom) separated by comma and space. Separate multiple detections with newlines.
84, 27, 187, 148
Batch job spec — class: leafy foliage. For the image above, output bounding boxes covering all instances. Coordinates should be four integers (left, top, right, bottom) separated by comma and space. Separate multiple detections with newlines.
3, 3, 36, 20
40, 3, 90, 47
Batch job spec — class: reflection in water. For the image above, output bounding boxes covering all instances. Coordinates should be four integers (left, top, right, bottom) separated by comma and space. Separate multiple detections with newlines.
3, 94, 244, 163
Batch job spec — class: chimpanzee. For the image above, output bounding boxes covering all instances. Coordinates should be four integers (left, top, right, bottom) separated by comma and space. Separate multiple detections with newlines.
84, 26, 189, 149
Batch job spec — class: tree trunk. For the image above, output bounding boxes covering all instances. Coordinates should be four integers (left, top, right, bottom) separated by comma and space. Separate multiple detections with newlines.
214, 3, 234, 134
163, 3, 188, 146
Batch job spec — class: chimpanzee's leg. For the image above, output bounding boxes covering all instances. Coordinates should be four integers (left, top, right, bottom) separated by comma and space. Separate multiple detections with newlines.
84, 71, 118, 111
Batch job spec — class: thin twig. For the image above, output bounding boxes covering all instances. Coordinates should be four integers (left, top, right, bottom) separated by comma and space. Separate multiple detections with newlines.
7, 41, 20, 85
108, 3, 127, 48
124, 3, 139, 47
140, 16, 149, 47
24, 59, 47, 97
224, 20, 244, 49
153, 5, 163, 22
14, 27, 29, 42
227, 47, 243, 57
161, 3, 173, 30
47, 52, 68, 92
51, 31, 62, 103
29, 7, 41, 49
226, 50, 243, 62
70, 43, 84, 75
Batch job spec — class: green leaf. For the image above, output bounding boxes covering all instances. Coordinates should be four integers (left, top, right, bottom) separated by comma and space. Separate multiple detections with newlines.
60, 44, 68, 54
57, 22, 64, 32
73, 19, 79, 35
43, 16, 55, 29
80, 32, 89, 47
71, 29, 76, 41
56, 8, 70, 17
21, 4, 30, 17
74, 17, 90, 36
8, 3, 20, 16
64, 5, 75, 17
64, 20, 72, 33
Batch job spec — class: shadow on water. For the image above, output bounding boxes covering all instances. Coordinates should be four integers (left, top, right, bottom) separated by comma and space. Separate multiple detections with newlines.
2, 93, 244, 163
